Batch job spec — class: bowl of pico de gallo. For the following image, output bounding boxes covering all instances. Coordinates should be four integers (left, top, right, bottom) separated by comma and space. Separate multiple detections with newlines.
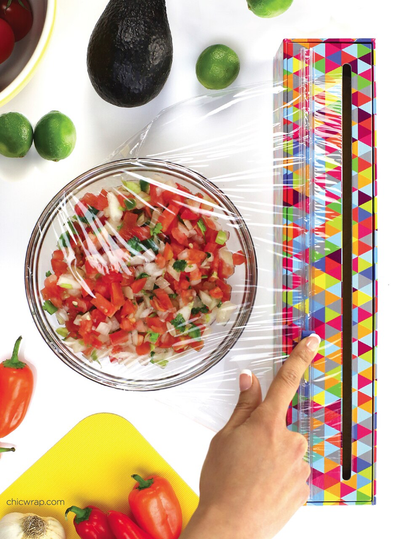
25, 159, 257, 390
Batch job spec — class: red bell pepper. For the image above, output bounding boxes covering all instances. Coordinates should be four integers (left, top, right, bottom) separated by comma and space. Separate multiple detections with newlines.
65, 506, 115, 539
107, 511, 152, 539
128, 474, 182, 539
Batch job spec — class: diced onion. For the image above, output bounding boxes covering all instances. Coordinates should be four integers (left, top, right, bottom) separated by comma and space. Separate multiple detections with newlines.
96, 322, 112, 335
216, 301, 237, 325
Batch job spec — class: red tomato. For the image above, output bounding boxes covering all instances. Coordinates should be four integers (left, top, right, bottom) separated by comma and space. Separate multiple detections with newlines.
131, 278, 147, 294
0, 18, 14, 64
110, 330, 130, 345
0, 0, 33, 42
110, 282, 125, 308
91, 293, 118, 318
136, 342, 151, 356
232, 250, 246, 265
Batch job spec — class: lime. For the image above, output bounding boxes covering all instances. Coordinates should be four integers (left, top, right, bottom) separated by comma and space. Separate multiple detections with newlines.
34, 111, 76, 162
0, 112, 33, 158
196, 45, 240, 90
247, 0, 293, 18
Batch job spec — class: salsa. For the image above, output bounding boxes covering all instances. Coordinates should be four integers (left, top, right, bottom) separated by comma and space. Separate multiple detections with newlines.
41, 178, 245, 368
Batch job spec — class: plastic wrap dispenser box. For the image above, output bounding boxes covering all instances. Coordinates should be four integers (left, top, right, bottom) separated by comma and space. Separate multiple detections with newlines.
274, 39, 377, 505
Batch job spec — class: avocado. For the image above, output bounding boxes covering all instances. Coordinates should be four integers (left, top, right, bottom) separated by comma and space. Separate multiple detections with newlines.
87, 0, 173, 108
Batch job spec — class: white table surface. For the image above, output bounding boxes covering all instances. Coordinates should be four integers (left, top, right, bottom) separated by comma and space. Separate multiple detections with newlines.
0, 0, 413, 537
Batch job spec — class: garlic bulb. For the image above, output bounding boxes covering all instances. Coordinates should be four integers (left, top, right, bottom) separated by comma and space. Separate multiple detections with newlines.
0, 513, 65, 539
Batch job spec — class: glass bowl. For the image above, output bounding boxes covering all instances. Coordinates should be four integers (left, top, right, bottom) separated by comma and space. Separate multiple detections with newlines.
25, 159, 257, 390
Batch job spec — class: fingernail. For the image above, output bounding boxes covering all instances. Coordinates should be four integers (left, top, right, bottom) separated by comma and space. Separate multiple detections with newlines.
239, 369, 253, 392
306, 334, 321, 352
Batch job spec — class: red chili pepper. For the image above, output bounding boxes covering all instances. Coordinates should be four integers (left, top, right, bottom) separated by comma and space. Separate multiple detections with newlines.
65, 506, 115, 539
128, 474, 182, 539
0, 337, 34, 438
107, 511, 152, 539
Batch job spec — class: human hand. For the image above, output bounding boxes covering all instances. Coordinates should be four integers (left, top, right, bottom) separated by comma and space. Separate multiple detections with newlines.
180, 333, 321, 539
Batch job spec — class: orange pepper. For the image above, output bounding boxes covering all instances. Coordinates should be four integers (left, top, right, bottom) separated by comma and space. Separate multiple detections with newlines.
0, 337, 34, 438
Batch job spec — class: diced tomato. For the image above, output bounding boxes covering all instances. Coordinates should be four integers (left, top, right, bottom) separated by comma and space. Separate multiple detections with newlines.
218, 258, 235, 280
146, 316, 167, 334
120, 318, 137, 331
64, 297, 92, 314
159, 203, 180, 232
101, 272, 123, 284
232, 250, 246, 265
95, 189, 109, 210
209, 287, 223, 299
186, 248, 207, 265
216, 279, 232, 301
121, 299, 136, 317
189, 339, 204, 351
51, 259, 68, 276
131, 278, 147, 294
81, 277, 95, 297
151, 289, 173, 312
52, 249, 64, 261
91, 293, 118, 318
204, 242, 219, 254
120, 272, 135, 286
79, 319, 93, 338
171, 227, 188, 246
170, 240, 185, 257
181, 207, 199, 220
158, 333, 177, 348
111, 282, 125, 308
110, 330, 130, 345
65, 318, 80, 338
93, 278, 111, 299
155, 254, 166, 269
180, 288, 195, 305
136, 334, 145, 347
189, 268, 201, 282
163, 243, 174, 262
136, 342, 151, 356
91, 308, 106, 326
203, 217, 218, 231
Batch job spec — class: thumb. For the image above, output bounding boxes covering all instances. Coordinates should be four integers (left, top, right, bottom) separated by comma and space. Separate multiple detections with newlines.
224, 370, 263, 430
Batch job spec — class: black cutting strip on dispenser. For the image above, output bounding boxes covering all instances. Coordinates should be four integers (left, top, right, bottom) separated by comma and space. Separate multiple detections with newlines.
342, 63, 353, 481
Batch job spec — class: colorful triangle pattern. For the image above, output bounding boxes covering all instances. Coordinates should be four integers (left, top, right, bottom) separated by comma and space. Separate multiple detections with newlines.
278, 39, 377, 505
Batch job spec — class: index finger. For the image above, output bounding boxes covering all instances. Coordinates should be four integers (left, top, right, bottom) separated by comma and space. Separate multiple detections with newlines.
264, 334, 321, 421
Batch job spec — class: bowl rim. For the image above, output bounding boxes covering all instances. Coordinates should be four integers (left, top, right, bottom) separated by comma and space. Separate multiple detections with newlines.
0, 0, 57, 107
25, 158, 258, 391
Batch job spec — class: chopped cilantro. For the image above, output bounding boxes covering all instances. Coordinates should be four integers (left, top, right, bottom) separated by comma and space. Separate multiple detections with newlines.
206, 252, 212, 259
177, 215, 185, 225
142, 238, 159, 253
217, 301, 223, 308
188, 325, 202, 340
151, 223, 163, 236
173, 259, 187, 272
137, 273, 150, 279
78, 206, 99, 223
58, 231, 71, 248
171, 313, 186, 329
197, 219, 206, 234
45, 271, 52, 278
169, 293, 178, 299
127, 236, 145, 254
191, 306, 209, 315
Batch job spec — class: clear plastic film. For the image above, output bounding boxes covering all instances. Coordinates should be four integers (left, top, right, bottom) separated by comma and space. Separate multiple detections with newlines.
25, 39, 377, 505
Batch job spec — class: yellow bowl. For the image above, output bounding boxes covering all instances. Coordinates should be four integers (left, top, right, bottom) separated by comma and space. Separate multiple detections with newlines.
0, 0, 56, 107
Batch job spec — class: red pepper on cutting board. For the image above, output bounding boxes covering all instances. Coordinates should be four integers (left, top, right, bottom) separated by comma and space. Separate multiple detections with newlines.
0, 337, 34, 438
65, 506, 115, 539
128, 474, 182, 539
107, 511, 153, 539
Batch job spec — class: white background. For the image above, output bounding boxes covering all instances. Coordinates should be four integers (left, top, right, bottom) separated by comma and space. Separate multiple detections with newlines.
0, 0, 414, 537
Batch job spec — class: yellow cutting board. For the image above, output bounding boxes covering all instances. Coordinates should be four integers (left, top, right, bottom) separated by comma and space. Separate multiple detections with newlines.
0, 414, 199, 538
